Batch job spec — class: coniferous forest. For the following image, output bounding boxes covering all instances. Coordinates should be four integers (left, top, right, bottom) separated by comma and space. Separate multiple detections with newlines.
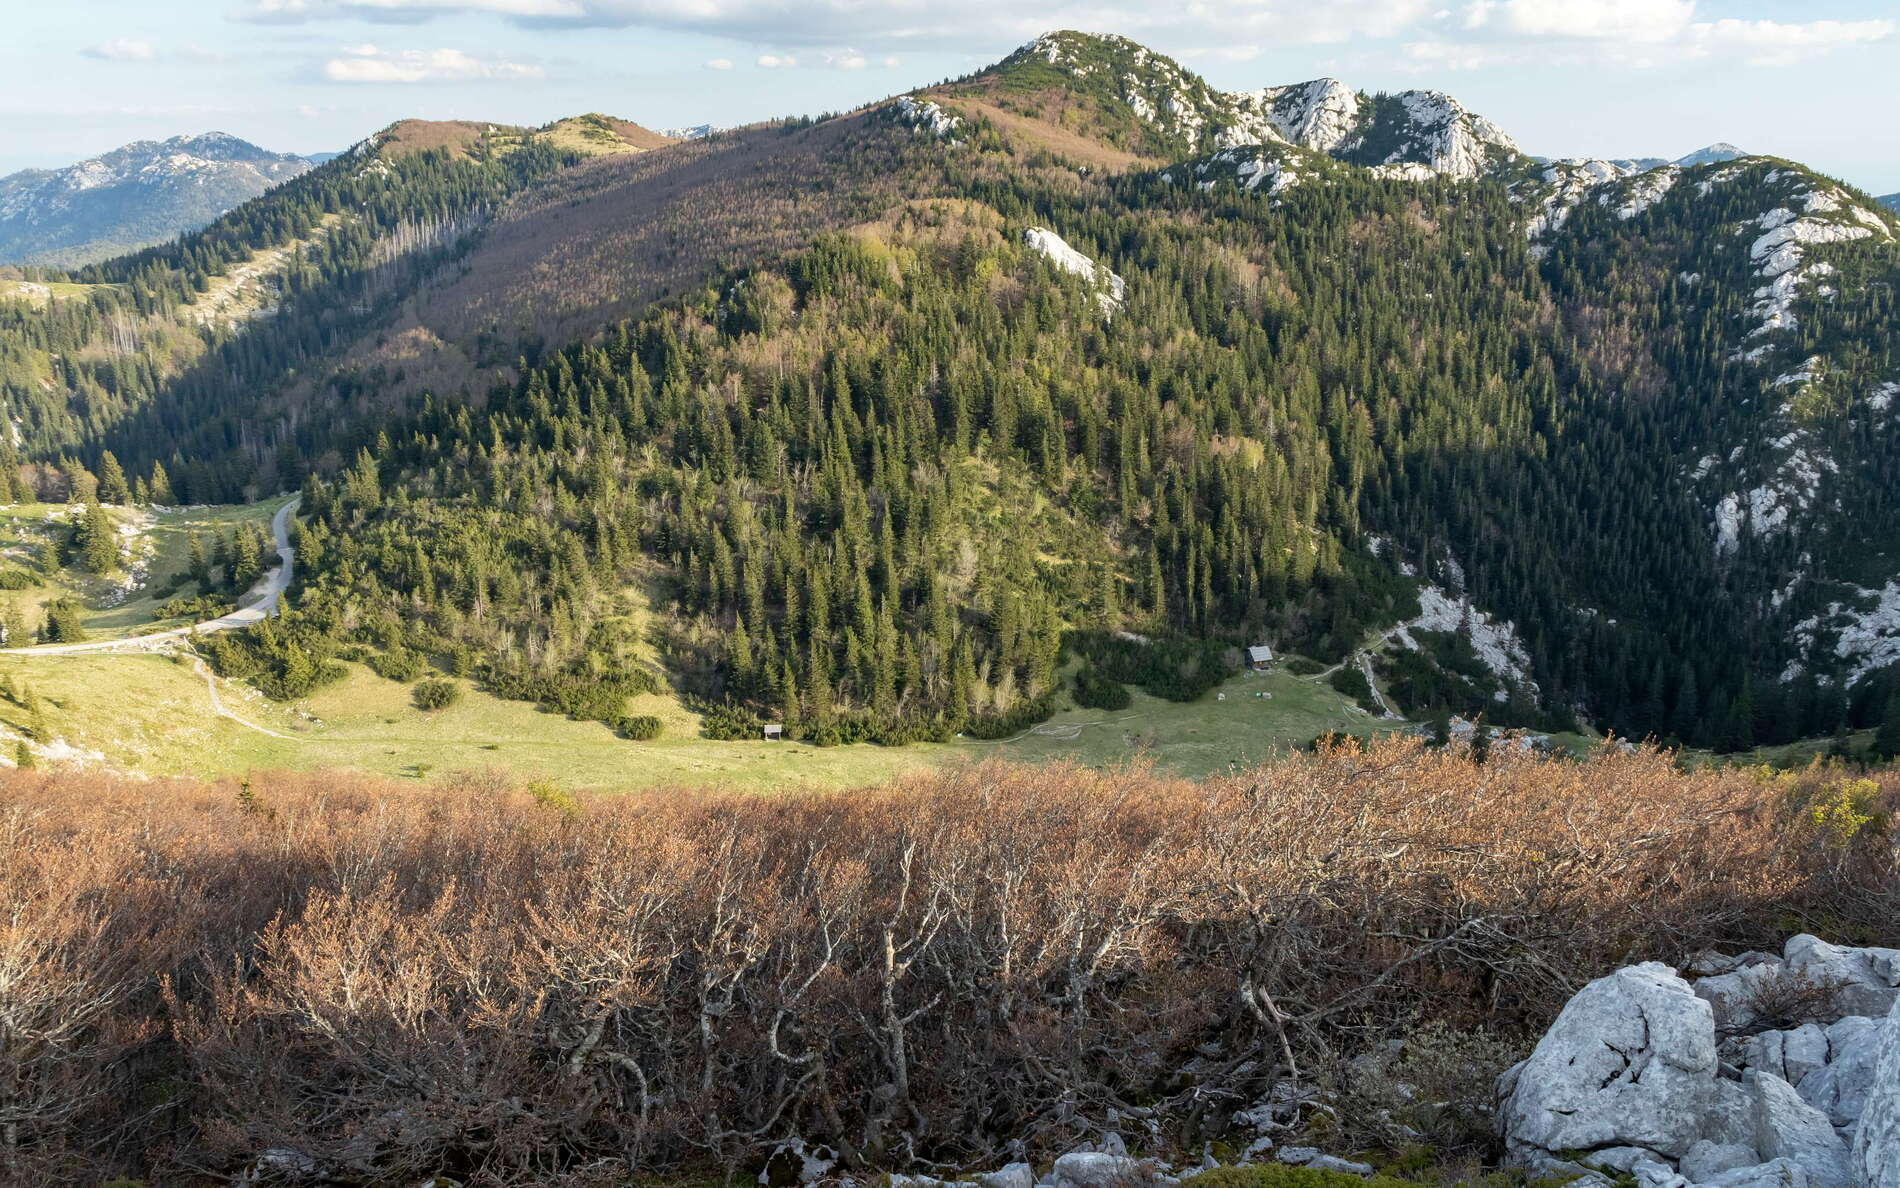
5, 33, 1900, 751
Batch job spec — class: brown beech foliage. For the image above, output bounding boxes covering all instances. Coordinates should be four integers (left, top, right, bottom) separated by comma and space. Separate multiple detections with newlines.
0, 740, 1893, 1185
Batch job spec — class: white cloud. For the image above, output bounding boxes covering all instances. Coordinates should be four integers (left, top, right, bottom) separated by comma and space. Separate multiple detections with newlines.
1440, 0, 1891, 69
83, 37, 158, 60
235, 0, 1440, 51
250, 0, 588, 20
1400, 38, 1525, 70
229, 0, 1897, 74
1685, 18, 1896, 67
750, 47, 900, 70
704, 57, 732, 69
1461, 0, 1693, 41
321, 44, 545, 82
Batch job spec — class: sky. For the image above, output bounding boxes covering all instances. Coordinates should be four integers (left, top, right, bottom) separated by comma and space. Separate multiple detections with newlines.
2, 0, 1896, 193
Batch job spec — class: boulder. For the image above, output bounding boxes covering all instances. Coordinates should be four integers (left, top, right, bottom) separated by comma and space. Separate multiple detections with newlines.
1500, 962, 1718, 1160
1783, 936, 1900, 1023
979, 1165, 1036, 1188
1680, 1140, 1760, 1181
1702, 1078, 1759, 1150
1699, 1158, 1812, 1188
1588, 1147, 1671, 1174
1853, 996, 1900, 1188
1273, 1147, 1374, 1177
1749, 1070, 1853, 1188
1699, 961, 1792, 1035
1048, 1153, 1174, 1188
1799, 1017, 1883, 1130
1628, 1155, 1689, 1188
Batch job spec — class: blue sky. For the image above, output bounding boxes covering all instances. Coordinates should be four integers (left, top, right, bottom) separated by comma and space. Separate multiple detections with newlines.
3, 0, 1896, 192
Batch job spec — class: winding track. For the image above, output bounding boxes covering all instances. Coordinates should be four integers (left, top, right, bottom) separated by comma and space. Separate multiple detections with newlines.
0, 496, 299, 656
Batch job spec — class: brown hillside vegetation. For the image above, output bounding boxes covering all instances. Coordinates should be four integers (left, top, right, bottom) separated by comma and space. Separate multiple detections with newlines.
374, 119, 522, 159
316, 113, 924, 404
539, 113, 678, 156
935, 96, 1164, 173
2, 739, 1893, 1184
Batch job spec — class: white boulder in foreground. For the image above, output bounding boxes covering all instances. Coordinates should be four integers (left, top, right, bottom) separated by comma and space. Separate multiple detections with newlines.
1500, 936, 1900, 1188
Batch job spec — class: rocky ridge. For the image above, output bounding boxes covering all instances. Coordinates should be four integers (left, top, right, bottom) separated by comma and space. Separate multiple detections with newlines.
985, 32, 1519, 180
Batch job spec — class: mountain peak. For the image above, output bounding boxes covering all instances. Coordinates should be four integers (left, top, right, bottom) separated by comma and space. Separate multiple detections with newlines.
960, 32, 1520, 179
1676, 142, 1746, 167
0, 133, 313, 266
1231, 78, 1360, 153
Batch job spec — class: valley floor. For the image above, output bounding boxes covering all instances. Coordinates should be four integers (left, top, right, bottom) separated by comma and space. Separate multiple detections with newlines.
0, 649, 1416, 791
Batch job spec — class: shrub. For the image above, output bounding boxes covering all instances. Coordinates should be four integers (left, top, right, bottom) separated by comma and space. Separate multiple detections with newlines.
0, 741, 1891, 1183
1336, 1022, 1529, 1157
618, 714, 663, 741
963, 692, 1057, 739
156, 593, 236, 622
697, 701, 764, 740
1284, 657, 1325, 677
1073, 667, 1132, 711
1329, 664, 1377, 711
412, 678, 462, 712
368, 648, 426, 683
202, 614, 347, 700
0, 566, 37, 589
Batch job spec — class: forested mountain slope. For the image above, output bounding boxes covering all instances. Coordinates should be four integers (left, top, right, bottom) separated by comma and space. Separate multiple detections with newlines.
5, 32, 1900, 751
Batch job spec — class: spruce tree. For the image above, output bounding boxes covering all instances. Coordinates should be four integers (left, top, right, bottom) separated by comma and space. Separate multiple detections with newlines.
96, 451, 130, 505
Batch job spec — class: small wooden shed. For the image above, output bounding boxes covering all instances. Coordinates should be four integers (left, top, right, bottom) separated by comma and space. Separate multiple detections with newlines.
1247, 644, 1274, 671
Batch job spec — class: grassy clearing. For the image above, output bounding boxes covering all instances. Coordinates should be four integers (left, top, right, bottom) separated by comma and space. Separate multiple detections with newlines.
0, 279, 121, 306
0, 498, 287, 640
0, 647, 1412, 791
0, 651, 952, 791
977, 664, 1411, 777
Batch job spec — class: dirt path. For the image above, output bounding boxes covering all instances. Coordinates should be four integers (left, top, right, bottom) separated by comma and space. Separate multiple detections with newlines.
0, 496, 299, 656
185, 654, 299, 740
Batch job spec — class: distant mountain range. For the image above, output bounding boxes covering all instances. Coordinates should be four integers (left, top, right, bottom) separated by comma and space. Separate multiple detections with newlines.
0, 132, 313, 267
1882, 193, 1900, 214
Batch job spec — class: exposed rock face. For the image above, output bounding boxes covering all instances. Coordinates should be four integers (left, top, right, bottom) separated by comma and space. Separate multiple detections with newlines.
1499, 962, 1718, 1159
1856, 998, 1900, 1187
1022, 227, 1126, 313
893, 95, 963, 140
993, 33, 1519, 180
1230, 79, 1362, 153
1501, 936, 1900, 1188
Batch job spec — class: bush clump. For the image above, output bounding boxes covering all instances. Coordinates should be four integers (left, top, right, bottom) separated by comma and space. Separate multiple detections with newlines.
1073, 667, 1132, 711
368, 647, 426, 683
412, 678, 462, 711
617, 714, 663, 740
